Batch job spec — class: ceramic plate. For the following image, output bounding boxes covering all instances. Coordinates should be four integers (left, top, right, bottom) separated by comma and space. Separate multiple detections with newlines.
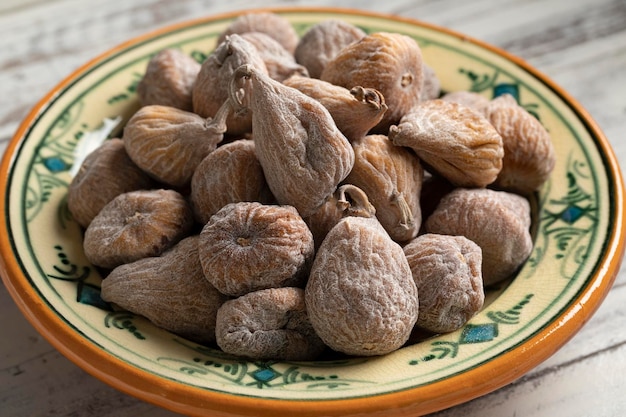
1, 7, 624, 417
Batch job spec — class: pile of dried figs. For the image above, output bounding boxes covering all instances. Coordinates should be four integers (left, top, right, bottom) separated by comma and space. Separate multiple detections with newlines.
68, 12, 556, 360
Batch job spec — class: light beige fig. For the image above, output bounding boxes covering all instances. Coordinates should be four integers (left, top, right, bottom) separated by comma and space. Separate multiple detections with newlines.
230, 64, 355, 218
215, 287, 325, 360
305, 184, 375, 249
123, 103, 229, 188
198, 202, 314, 297
486, 94, 556, 194
283, 76, 387, 142
389, 99, 504, 188
421, 63, 441, 101
295, 19, 366, 79
241, 32, 308, 82
68, 138, 155, 228
190, 139, 271, 225
345, 134, 423, 242
441, 90, 490, 117
83, 189, 194, 269
192, 34, 267, 135
305, 200, 418, 356
425, 188, 533, 285
321, 32, 425, 132
136, 48, 200, 111
404, 233, 484, 333
101, 236, 228, 345
217, 12, 299, 55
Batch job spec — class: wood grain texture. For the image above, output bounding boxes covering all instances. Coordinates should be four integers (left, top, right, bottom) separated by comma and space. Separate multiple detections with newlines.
1, 0, 625, 416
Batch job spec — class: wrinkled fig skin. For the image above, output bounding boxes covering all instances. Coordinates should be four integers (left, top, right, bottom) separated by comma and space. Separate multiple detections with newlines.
486, 94, 556, 194
420, 63, 441, 101
136, 48, 201, 111
230, 64, 355, 218
345, 134, 423, 243
404, 234, 484, 333
295, 19, 366, 79
283, 76, 387, 142
68, 138, 155, 228
441, 90, 490, 117
101, 236, 228, 345
217, 12, 300, 55
305, 216, 419, 356
190, 139, 272, 225
83, 189, 194, 269
192, 34, 268, 135
123, 103, 229, 188
241, 32, 308, 82
305, 184, 375, 249
425, 188, 533, 285
320, 32, 425, 132
215, 287, 326, 360
198, 202, 315, 297
389, 99, 504, 188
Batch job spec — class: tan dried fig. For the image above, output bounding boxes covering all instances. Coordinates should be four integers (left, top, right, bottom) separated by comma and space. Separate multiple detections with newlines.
305, 202, 418, 356
345, 134, 423, 243
294, 19, 366, 79
425, 188, 533, 285
136, 48, 200, 111
190, 139, 271, 225
230, 64, 355, 218
283, 76, 387, 142
321, 32, 425, 132
68, 138, 155, 228
215, 287, 325, 360
486, 94, 556, 194
404, 233, 484, 333
192, 34, 267, 135
441, 90, 490, 117
217, 12, 299, 55
305, 184, 375, 249
123, 102, 229, 188
421, 63, 441, 101
83, 189, 194, 269
198, 202, 314, 297
389, 99, 504, 188
101, 236, 228, 345
240, 32, 308, 82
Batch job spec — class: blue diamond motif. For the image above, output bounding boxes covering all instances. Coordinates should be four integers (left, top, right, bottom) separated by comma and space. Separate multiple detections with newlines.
43, 157, 69, 173
459, 323, 499, 344
251, 368, 279, 383
561, 205, 584, 224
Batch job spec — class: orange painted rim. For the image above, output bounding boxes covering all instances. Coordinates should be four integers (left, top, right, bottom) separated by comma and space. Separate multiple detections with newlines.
1, 7, 624, 417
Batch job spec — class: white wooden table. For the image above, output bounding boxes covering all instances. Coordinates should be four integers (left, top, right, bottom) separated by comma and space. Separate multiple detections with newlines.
1, 0, 625, 416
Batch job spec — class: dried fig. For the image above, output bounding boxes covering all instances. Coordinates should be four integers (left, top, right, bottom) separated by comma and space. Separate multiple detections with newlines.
295, 19, 366, 79
283, 76, 387, 142
345, 134, 423, 242
192, 34, 267, 135
421, 63, 441, 101
441, 90, 490, 117
217, 12, 299, 55
136, 48, 200, 111
305, 201, 418, 356
389, 99, 504, 188
83, 189, 194, 269
230, 64, 355, 218
215, 287, 325, 360
241, 32, 308, 82
425, 188, 533, 285
123, 103, 229, 188
404, 233, 484, 333
101, 236, 228, 345
190, 139, 271, 225
305, 184, 375, 249
321, 32, 425, 132
198, 202, 314, 297
68, 138, 155, 228
486, 94, 556, 194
